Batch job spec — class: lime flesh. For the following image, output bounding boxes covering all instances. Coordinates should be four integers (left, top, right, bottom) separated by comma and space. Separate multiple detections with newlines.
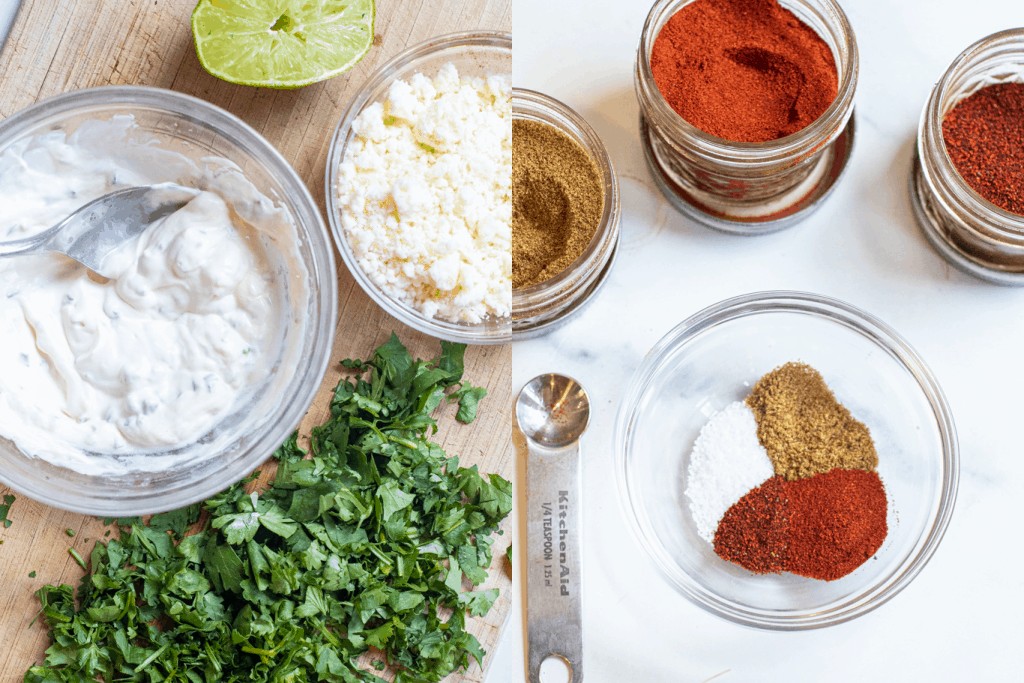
192, 0, 376, 89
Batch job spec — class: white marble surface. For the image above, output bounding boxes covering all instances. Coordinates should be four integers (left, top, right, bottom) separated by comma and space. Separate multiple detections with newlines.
490, 0, 1024, 680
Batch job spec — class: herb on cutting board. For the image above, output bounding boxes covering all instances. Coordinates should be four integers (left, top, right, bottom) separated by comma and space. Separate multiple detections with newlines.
26, 334, 511, 683
0, 493, 15, 528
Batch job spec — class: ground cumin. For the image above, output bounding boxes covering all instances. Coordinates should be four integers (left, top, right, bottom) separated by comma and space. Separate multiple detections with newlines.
746, 362, 877, 480
512, 119, 604, 290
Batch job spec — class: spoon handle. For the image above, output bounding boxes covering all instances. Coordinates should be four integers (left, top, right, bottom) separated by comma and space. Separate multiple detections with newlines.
0, 229, 51, 257
527, 441, 583, 682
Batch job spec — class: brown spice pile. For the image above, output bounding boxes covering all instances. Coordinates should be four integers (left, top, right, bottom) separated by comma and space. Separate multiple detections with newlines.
649, 0, 838, 142
942, 82, 1024, 216
512, 119, 604, 290
746, 362, 877, 480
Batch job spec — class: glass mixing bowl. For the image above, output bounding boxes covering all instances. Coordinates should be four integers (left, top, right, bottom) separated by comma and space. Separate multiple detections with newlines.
0, 86, 337, 516
615, 292, 958, 629
325, 31, 512, 344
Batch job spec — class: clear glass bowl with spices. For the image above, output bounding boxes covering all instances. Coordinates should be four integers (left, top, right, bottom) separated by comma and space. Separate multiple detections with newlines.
615, 292, 958, 629
634, 0, 858, 234
512, 89, 621, 338
326, 31, 512, 344
911, 29, 1024, 284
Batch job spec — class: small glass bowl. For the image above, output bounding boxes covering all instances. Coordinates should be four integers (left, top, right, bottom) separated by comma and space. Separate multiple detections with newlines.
512, 89, 621, 339
326, 31, 512, 344
912, 29, 1024, 285
0, 86, 337, 516
635, 0, 858, 234
615, 292, 958, 629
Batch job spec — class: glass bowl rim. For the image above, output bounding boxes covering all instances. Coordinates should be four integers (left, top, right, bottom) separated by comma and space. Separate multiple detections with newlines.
325, 30, 512, 345
0, 84, 338, 516
614, 290, 959, 630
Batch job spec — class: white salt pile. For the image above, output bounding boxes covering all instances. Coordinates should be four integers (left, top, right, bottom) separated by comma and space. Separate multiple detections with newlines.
685, 401, 774, 544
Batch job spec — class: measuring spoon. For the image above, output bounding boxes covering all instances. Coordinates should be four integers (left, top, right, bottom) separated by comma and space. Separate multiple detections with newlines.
516, 373, 590, 683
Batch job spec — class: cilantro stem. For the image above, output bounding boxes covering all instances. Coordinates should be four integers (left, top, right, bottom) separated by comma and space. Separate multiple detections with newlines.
316, 622, 342, 648
67, 548, 86, 570
391, 436, 420, 449
134, 644, 169, 673
367, 544, 392, 565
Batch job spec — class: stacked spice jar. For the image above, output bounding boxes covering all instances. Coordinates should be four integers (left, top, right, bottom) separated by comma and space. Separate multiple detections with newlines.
511, 89, 621, 337
912, 29, 1024, 284
634, 0, 858, 233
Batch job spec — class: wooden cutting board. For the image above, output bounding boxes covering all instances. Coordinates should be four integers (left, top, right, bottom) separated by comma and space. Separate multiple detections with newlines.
0, 1, 513, 681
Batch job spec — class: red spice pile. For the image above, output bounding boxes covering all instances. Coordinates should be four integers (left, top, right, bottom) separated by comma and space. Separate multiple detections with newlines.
942, 82, 1024, 216
650, 0, 838, 143
714, 469, 887, 581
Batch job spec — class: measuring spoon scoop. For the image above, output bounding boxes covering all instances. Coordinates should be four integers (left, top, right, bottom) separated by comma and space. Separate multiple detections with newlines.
516, 373, 590, 683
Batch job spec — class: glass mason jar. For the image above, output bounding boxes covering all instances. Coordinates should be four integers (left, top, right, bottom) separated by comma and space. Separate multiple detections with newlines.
911, 29, 1024, 285
512, 89, 621, 339
634, 0, 859, 234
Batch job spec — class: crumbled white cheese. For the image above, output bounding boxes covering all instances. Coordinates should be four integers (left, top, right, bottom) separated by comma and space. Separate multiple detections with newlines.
337, 63, 512, 324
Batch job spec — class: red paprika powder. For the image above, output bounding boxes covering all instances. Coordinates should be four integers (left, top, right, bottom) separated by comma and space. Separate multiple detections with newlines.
714, 469, 887, 581
712, 475, 789, 575
649, 0, 838, 143
785, 468, 887, 580
942, 82, 1024, 216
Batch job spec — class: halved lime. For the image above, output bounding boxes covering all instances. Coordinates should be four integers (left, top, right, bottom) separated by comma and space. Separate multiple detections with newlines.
192, 0, 376, 89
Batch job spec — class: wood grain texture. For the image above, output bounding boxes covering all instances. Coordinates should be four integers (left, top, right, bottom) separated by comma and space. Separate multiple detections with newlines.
0, 1, 512, 680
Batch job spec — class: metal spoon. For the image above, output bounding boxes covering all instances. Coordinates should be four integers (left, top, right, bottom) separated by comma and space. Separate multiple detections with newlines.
517, 373, 591, 683
0, 184, 199, 277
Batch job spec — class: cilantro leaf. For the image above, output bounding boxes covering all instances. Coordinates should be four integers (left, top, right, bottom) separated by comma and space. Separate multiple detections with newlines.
0, 493, 15, 528
451, 384, 488, 424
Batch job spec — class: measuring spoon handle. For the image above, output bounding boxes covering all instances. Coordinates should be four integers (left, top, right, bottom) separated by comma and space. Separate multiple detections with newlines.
527, 441, 583, 682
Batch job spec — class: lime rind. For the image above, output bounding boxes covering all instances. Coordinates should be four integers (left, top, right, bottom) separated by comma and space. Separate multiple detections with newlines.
192, 0, 376, 89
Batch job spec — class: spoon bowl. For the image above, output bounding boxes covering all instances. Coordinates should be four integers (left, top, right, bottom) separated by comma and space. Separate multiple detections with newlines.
516, 373, 591, 448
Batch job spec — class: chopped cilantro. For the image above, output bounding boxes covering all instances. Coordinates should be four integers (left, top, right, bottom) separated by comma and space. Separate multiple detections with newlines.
64, 529, 75, 537
0, 493, 15, 528
451, 384, 487, 424
28, 570, 36, 578
26, 335, 510, 682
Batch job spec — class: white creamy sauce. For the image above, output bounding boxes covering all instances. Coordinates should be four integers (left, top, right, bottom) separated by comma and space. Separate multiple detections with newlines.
0, 116, 297, 474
